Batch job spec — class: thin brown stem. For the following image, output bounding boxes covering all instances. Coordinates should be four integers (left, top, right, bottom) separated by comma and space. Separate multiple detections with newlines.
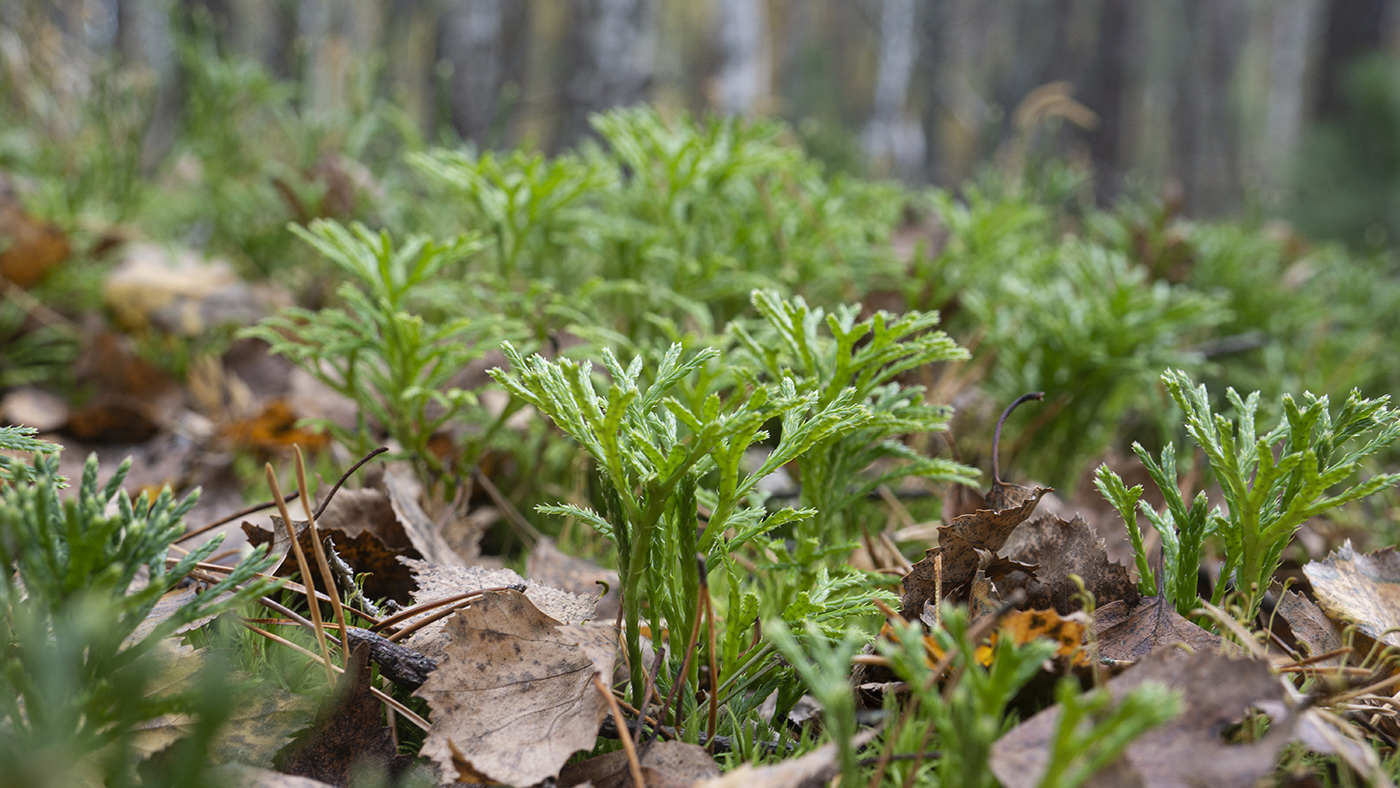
596, 673, 646, 788
267, 463, 334, 683
296, 445, 349, 656
634, 645, 667, 752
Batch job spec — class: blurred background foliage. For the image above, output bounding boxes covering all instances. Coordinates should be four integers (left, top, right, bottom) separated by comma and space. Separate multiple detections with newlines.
5, 0, 1400, 496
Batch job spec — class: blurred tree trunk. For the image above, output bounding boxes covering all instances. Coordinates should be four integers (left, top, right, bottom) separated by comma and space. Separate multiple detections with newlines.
1078, 0, 1131, 200
382, 0, 439, 137
1316, 0, 1390, 120
1260, 0, 1325, 201
714, 0, 770, 116
1170, 0, 1248, 215
440, 0, 528, 147
558, 0, 657, 149
865, 0, 924, 179
297, 0, 382, 117
224, 0, 296, 79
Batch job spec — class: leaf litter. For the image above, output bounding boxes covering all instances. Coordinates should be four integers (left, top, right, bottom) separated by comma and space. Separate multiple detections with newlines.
413, 588, 617, 785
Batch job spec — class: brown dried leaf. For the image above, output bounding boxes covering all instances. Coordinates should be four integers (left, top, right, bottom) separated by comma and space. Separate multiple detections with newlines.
1096, 596, 1223, 662
1302, 540, 1400, 648
136, 645, 313, 769
528, 537, 621, 623
1001, 514, 1140, 614
414, 589, 617, 785
0, 175, 69, 286
242, 486, 426, 603
103, 242, 268, 336
991, 650, 1296, 788
274, 643, 410, 785
558, 741, 720, 788
901, 481, 1049, 615
693, 729, 879, 788
403, 559, 598, 663
383, 467, 467, 567
1272, 586, 1347, 664
68, 332, 182, 441
125, 585, 228, 646
221, 400, 331, 453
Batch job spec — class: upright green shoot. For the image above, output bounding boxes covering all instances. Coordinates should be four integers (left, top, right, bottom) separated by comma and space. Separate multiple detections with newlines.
1097, 369, 1400, 620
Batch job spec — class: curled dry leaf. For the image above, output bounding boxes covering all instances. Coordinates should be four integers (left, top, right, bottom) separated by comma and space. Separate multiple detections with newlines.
558, 741, 720, 788
414, 589, 618, 786
901, 479, 1050, 615
383, 467, 468, 567
1094, 596, 1223, 662
244, 485, 418, 603
992, 650, 1297, 788
274, 643, 410, 785
1270, 584, 1347, 664
1303, 540, 1400, 648
1000, 513, 1140, 614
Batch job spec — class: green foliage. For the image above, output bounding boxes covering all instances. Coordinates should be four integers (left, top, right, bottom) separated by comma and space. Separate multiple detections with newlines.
0, 450, 281, 784
732, 289, 976, 545
766, 622, 867, 788
409, 108, 912, 351
961, 241, 1223, 485
1097, 369, 1400, 619
245, 219, 509, 496
923, 187, 1224, 486
493, 338, 873, 702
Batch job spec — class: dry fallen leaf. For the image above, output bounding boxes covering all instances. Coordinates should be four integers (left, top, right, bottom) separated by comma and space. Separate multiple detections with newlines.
980, 608, 1089, 667
558, 741, 720, 788
103, 241, 268, 336
244, 486, 418, 604
68, 332, 183, 442
992, 650, 1296, 788
221, 400, 331, 453
1001, 513, 1140, 614
0, 174, 69, 287
414, 589, 617, 785
901, 479, 1049, 614
403, 559, 598, 663
274, 643, 410, 785
528, 537, 621, 623
1303, 540, 1400, 648
211, 763, 339, 788
1271, 584, 1347, 664
383, 467, 468, 567
693, 729, 879, 788
134, 644, 314, 770
1095, 596, 1223, 662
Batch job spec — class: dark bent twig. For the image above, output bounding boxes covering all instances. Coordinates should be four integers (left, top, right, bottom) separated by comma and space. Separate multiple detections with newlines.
992, 392, 1044, 484
313, 446, 389, 519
